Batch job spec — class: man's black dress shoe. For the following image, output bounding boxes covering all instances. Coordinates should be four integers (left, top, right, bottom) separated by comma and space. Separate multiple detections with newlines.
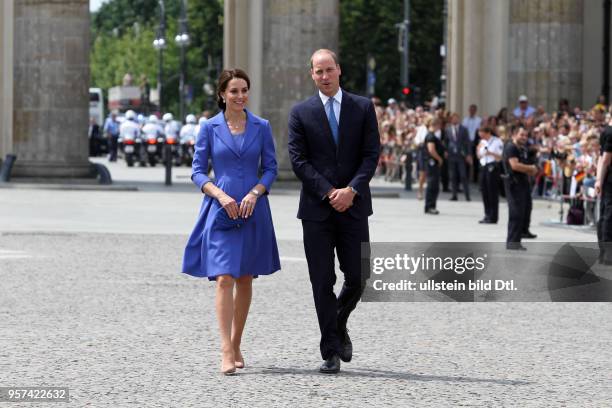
479, 219, 497, 224
319, 354, 340, 374
522, 231, 537, 239
339, 328, 352, 362
506, 243, 527, 251
449, 196, 458, 201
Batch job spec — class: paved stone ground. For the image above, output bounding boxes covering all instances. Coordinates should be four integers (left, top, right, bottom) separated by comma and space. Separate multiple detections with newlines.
0, 160, 610, 407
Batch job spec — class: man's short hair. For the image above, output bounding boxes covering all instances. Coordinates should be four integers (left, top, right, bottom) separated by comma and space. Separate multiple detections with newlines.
310, 49, 339, 69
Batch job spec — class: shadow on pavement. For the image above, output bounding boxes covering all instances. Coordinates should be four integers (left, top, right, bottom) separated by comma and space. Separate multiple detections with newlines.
240, 366, 532, 385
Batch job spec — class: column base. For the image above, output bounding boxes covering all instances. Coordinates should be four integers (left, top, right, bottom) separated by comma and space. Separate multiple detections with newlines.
12, 159, 95, 179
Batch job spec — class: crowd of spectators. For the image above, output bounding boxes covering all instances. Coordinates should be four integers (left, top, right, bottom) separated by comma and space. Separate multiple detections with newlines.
374, 94, 607, 224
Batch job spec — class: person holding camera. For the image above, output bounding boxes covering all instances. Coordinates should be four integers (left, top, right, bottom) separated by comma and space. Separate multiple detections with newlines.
502, 125, 538, 250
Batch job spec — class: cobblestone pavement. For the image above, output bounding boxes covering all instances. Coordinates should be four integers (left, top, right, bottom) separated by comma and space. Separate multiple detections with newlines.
0, 162, 609, 407
1, 231, 610, 407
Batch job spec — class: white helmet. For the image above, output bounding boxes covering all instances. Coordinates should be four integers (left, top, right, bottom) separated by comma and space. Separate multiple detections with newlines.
125, 110, 136, 120
198, 117, 207, 125
162, 113, 173, 122
137, 114, 145, 124
148, 114, 158, 123
186, 114, 197, 124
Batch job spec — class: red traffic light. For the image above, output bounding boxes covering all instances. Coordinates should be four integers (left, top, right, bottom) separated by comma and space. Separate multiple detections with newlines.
402, 87, 411, 95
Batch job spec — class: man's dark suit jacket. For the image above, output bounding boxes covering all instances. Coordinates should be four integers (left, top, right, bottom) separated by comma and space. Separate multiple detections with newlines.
444, 124, 471, 159
288, 90, 381, 222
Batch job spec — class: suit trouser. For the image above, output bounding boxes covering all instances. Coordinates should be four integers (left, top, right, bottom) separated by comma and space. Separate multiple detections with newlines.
471, 137, 479, 183
302, 212, 370, 360
505, 180, 530, 244
480, 163, 500, 222
522, 179, 533, 233
108, 135, 119, 161
449, 157, 470, 199
441, 159, 449, 190
598, 177, 612, 262
425, 161, 440, 211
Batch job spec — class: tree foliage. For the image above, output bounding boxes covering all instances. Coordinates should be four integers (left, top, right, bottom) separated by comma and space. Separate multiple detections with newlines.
90, 0, 442, 115
90, 0, 223, 117
339, 0, 443, 104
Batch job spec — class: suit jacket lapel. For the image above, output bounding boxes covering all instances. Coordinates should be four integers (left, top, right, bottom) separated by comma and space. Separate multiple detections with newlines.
211, 113, 240, 158
337, 91, 352, 153
240, 110, 260, 155
311, 96, 337, 153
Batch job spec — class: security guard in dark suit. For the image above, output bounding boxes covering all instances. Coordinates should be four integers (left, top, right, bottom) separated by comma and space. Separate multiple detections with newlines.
521, 135, 539, 239
424, 118, 445, 214
502, 125, 538, 250
596, 124, 612, 264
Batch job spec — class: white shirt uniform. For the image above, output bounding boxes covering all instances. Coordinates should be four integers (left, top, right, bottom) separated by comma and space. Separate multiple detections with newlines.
119, 119, 140, 142
478, 136, 504, 166
142, 123, 164, 140
180, 124, 197, 142
164, 121, 181, 138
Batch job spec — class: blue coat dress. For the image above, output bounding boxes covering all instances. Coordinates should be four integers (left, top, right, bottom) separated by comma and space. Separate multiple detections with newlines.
182, 110, 281, 280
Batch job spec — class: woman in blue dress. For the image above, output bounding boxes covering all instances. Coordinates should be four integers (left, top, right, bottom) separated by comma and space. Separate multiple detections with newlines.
182, 69, 280, 375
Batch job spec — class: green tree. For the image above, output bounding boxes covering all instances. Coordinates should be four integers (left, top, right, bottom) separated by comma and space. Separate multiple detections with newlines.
90, 0, 223, 117
339, 0, 443, 104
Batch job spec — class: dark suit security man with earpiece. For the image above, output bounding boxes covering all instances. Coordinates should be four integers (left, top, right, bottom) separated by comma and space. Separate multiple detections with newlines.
502, 125, 538, 250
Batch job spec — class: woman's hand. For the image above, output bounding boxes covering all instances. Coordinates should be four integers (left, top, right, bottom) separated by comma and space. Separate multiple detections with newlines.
239, 192, 258, 218
217, 193, 239, 219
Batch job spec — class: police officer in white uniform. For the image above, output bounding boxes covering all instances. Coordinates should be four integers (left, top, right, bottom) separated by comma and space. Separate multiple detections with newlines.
163, 113, 180, 141
476, 126, 503, 224
180, 114, 198, 142
119, 110, 140, 161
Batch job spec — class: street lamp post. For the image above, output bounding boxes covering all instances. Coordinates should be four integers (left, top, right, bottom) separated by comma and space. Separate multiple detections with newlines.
176, 0, 190, 123
603, 0, 611, 103
396, 0, 410, 101
152, 0, 166, 113
440, 0, 448, 107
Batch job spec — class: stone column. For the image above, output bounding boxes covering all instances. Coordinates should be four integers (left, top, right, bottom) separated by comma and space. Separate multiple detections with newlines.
261, 0, 339, 179
582, 1, 606, 106
223, 0, 263, 116
12, 0, 91, 178
508, 0, 584, 111
225, 0, 339, 179
0, 0, 14, 160
447, 0, 465, 116
447, 0, 509, 117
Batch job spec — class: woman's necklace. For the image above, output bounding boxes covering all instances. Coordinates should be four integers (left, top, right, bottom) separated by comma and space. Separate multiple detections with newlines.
225, 113, 246, 133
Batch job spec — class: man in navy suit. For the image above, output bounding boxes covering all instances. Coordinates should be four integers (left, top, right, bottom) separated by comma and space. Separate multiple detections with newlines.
445, 113, 472, 201
288, 49, 380, 374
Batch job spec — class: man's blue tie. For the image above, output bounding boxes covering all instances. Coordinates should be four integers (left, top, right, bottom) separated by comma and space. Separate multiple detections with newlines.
326, 97, 339, 145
